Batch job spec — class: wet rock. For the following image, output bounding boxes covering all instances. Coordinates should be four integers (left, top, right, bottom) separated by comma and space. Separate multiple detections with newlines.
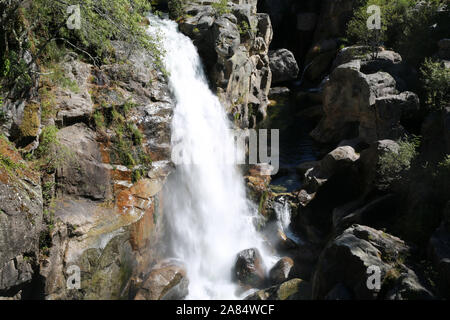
269, 49, 299, 84
134, 260, 189, 300
245, 278, 312, 300
269, 257, 294, 285
234, 248, 266, 289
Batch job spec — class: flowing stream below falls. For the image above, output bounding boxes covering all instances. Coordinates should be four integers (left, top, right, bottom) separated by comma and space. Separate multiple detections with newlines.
148, 16, 278, 299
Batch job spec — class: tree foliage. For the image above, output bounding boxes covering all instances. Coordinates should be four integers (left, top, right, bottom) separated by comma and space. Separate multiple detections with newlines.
378, 136, 420, 189
1, 0, 163, 96
420, 58, 450, 111
346, 0, 448, 65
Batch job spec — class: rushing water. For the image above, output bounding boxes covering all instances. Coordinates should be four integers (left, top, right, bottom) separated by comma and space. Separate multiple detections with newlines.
148, 16, 276, 299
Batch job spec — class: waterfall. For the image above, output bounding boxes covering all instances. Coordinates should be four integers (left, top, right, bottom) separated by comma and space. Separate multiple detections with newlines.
273, 197, 302, 245
147, 16, 276, 299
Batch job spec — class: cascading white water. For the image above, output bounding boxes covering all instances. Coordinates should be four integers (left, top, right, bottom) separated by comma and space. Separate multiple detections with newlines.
273, 198, 302, 245
147, 16, 276, 299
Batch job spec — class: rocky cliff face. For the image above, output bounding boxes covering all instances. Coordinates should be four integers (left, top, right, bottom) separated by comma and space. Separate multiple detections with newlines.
0, 39, 175, 299
176, 0, 273, 128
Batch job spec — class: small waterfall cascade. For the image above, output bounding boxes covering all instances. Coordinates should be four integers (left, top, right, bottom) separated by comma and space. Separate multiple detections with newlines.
147, 15, 276, 300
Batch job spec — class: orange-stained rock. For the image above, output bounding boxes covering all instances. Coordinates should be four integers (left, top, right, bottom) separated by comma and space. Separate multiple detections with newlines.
129, 178, 163, 199
129, 200, 155, 251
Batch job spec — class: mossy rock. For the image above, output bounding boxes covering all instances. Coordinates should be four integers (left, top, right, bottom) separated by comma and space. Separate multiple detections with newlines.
20, 103, 40, 138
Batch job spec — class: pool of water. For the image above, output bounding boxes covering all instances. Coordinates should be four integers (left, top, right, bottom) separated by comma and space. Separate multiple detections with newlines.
260, 96, 321, 192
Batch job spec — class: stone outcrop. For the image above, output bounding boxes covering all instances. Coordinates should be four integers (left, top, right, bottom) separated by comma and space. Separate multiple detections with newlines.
134, 260, 189, 300
293, 144, 362, 243
177, 0, 273, 127
311, 48, 420, 144
269, 49, 299, 84
0, 40, 176, 300
312, 225, 434, 300
0, 137, 43, 297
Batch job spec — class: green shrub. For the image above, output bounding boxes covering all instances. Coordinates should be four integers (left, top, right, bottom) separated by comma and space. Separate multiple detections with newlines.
27, 0, 160, 65
35, 125, 74, 172
346, 0, 414, 57
346, 0, 447, 64
420, 58, 450, 111
238, 21, 252, 37
378, 136, 420, 189
168, 0, 187, 20
92, 102, 151, 175
212, 0, 231, 16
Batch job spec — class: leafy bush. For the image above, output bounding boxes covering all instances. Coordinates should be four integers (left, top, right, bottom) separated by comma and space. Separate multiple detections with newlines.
378, 136, 420, 189
346, 0, 447, 65
1, 0, 164, 98
420, 58, 450, 111
35, 125, 73, 172
347, 0, 413, 57
30, 0, 161, 62
168, 0, 187, 20
212, 0, 231, 16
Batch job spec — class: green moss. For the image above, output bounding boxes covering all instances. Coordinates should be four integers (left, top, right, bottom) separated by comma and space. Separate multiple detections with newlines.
238, 20, 252, 37
92, 101, 151, 175
270, 185, 288, 194
20, 103, 40, 138
0, 153, 26, 175
35, 125, 75, 172
39, 86, 57, 123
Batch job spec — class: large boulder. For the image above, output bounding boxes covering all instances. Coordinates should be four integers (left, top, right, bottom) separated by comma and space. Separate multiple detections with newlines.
312, 225, 434, 300
294, 144, 362, 244
234, 248, 266, 288
269, 49, 299, 84
134, 260, 189, 300
311, 49, 420, 144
